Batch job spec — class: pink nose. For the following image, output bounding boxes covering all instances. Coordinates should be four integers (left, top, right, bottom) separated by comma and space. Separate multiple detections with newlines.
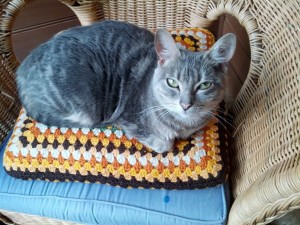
181, 103, 192, 111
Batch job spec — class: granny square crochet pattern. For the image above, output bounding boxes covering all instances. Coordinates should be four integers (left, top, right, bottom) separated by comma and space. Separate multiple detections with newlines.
3, 28, 229, 189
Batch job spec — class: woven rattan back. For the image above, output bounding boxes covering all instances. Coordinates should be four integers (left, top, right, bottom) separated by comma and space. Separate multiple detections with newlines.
0, 0, 299, 225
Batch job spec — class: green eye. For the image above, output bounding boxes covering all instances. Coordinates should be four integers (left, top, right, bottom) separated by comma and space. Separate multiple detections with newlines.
166, 78, 179, 88
198, 82, 212, 90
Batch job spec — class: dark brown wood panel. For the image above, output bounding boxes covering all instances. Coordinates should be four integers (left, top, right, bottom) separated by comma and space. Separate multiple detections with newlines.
224, 14, 250, 55
12, 0, 81, 61
223, 15, 250, 83
13, 19, 80, 61
223, 21, 250, 83
207, 19, 222, 39
217, 15, 225, 38
13, 0, 77, 32
217, 14, 251, 101
226, 64, 243, 100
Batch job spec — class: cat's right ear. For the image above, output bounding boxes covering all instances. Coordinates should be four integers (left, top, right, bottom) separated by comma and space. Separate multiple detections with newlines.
207, 33, 236, 64
155, 29, 181, 66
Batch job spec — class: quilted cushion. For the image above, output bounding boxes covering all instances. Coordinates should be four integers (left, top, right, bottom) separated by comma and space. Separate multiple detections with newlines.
0, 132, 230, 225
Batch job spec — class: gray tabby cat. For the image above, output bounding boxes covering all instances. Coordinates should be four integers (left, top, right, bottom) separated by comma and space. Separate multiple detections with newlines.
16, 20, 236, 153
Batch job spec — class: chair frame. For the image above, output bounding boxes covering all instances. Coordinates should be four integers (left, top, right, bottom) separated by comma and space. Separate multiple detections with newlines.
0, 0, 299, 224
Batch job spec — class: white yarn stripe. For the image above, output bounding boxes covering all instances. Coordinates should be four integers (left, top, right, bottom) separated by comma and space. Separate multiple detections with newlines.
73, 150, 81, 161
41, 148, 48, 158
83, 151, 91, 161
95, 152, 102, 162
51, 149, 59, 159
128, 155, 136, 165
139, 156, 147, 166
106, 153, 114, 163
183, 155, 191, 165
117, 154, 125, 164
50, 126, 58, 133
62, 149, 70, 159
103, 129, 112, 137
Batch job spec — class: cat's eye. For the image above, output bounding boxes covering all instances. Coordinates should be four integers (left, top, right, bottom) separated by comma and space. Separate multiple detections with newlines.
166, 78, 179, 88
198, 82, 212, 90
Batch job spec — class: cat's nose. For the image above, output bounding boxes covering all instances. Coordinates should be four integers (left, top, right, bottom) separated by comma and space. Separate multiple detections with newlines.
180, 103, 192, 111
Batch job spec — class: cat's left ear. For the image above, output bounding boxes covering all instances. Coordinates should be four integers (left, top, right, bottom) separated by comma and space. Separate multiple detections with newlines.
155, 29, 181, 66
207, 33, 236, 64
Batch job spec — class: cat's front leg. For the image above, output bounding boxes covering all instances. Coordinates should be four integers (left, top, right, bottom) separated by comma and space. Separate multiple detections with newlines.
120, 122, 174, 153
138, 134, 174, 153
177, 128, 200, 140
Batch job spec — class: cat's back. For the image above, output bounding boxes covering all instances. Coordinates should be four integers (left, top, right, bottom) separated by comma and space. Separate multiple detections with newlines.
56, 20, 155, 57
64, 20, 154, 40
16, 20, 156, 127
56, 20, 154, 47
17, 20, 155, 76
16, 20, 156, 96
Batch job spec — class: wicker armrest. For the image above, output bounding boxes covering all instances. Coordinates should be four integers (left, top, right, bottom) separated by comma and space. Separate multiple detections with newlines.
0, 212, 15, 225
0, 0, 299, 225
206, 1, 300, 224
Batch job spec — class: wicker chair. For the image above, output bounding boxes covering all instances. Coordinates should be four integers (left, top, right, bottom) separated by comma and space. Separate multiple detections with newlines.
0, 0, 299, 224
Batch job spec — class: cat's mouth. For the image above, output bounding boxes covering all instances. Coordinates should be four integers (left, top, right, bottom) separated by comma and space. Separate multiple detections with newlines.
163, 104, 205, 121
168, 106, 195, 118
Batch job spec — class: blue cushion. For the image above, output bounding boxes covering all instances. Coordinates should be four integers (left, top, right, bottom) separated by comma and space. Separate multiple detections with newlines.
0, 132, 229, 225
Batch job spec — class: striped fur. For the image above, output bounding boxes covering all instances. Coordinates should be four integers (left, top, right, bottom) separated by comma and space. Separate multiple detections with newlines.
16, 20, 236, 153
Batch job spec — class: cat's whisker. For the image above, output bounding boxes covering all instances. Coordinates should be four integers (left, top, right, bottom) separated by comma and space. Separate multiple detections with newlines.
205, 111, 228, 130
207, 110, 236, 130
157, 111, 172, 125
195, 108, 233, 130
138, 110, 166, 120
138, 106, 164, 114
216, 108, 235, 119
137, 107, 170, 122
137, 104, 176, 116
157, 110, 170, 121
138, 108, 163, 117
213, 112, 235, 128
137, 103, 178, 121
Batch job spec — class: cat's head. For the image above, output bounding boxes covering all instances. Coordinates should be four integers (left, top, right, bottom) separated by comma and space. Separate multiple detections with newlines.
152, 30, 236, 125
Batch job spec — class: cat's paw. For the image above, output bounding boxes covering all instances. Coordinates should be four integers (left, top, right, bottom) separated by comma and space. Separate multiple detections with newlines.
152, 142, 173, 153
177, 127, 201, 140
124, 130, 174, 153
141, 136, 174, 153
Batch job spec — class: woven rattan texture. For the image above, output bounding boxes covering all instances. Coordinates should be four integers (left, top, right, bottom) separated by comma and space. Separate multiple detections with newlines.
0, 0, 299, 224
1, 210, 83, 225
0, 0, 21, 142
225, 1, 300, 224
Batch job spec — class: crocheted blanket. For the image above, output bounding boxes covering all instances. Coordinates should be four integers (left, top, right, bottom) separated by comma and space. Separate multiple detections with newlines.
3, 28, 229, 189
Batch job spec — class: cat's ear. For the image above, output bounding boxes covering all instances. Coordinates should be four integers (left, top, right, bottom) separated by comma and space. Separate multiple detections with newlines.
155, 29, 181, 66
207, 33, 236, 64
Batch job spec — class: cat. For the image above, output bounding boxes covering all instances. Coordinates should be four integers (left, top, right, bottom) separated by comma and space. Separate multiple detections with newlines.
16, 20, 236, 153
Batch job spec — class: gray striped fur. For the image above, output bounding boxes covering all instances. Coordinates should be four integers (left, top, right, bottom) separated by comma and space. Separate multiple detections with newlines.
16, 20, 236, 153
